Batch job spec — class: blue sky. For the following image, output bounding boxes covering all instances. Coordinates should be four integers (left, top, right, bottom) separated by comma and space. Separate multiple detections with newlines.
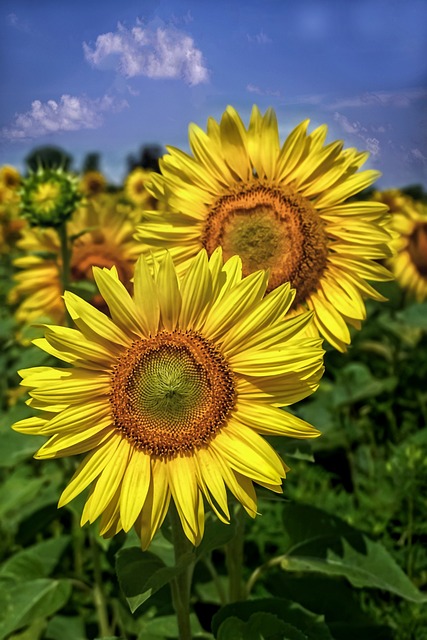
1, 0, 426, 188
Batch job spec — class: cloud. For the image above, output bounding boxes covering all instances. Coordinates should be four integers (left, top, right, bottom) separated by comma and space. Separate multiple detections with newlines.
246, 83, 280, 97
327, 89, 427, 110
83, 21, 208, 85
247, 31, 272, 44
7, 12, 30, 32
2, 94, 128, 141
333, 112, 381, 157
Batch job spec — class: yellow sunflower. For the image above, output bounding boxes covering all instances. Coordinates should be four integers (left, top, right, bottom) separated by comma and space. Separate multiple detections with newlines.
0, 165, 21, 190
136, 105, 393, 351
79, 171, 107, 197
372, 188, 413, 214
13, 249, 324, 547
125, 167, 156, 208
387, 200, 427, 302
11, 195, 141, 324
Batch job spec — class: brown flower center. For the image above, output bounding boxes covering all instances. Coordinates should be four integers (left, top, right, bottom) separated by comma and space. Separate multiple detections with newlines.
109, 330, 236, 458
202, 185, 328, 305
71, 238, 134, 312
408, 222, 427, 277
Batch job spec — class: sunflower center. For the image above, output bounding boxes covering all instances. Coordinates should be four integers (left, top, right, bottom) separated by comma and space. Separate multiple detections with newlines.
109, 330, 235, 458
408, 222, 427, 277
202, 185, 329, 304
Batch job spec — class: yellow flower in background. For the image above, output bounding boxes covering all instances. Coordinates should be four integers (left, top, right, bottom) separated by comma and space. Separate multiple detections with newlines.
79, 171, 107, 197
136, 105, 393, 351
388, 200, 427, 302
13, 249, 324, 548
372, 188, 413, 214
125, 167, 156, 208
11, 195, 141, 323
0, 167, 24, 253
0, 165, 21, 191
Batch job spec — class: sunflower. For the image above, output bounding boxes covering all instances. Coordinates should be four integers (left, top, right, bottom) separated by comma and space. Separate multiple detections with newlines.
136, 105, 393, 351
372, 188, 413, 214
125, 167, 156, 208
0, 165, 21, 190
12, 195, 141, 324
13, 249, 324, 547
387, 200, 427, 302
79, 171, 107, 197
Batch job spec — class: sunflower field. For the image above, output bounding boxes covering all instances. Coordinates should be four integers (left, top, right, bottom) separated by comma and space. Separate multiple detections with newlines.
0, 108, 427, 640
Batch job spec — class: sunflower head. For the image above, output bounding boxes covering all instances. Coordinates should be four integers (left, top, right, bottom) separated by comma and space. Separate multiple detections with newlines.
136, 105, 393, 351
388, 200, 427, 302
372, 188, 412, 213
79, 171, 107, 197
12, 194, 141, 324
125, 167, 156, 207
20, 167, 82, 227
13, 248, 324, 547
0, 165, 21, 190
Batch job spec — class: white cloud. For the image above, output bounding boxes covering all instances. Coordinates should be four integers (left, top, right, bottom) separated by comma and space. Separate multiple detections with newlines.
247, 31, 272, 44
2, 94, 128, 141
7, 12, 30, 32
333, 113, 381, 157
246, 83, 280, 97
327, 89, 427, 110
83, 21, 209, 85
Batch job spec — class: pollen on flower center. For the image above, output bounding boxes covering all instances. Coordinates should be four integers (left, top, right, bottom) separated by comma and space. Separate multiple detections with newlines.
408, 222, 427, 277
202, 185, 329, 304
109, 330, 236, 458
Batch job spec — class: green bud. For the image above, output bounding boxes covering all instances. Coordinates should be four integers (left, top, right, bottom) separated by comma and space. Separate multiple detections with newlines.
19, 167, 82, 227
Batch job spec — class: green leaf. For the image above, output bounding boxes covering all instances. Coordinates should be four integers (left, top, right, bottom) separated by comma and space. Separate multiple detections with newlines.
195, 515, 236, 559
0, 578, 71, 640
217, 613, 307, 640
115, 547, 195, 613
396, 303, 427, 329
137, 613, 208, 638
45, 615, 86, 640
0, 536, 70, 581
280, 503, 426, 603
212, 599, 333, 640
330, 363, 397, 407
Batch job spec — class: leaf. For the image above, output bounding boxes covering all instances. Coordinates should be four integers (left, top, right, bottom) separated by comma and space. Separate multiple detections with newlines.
217, 613, 304, 640
137, 613, 208, 638
396, 303, 427, 329
0, 537, 70, 581
280, 503, 426, 603
45, 615, 86, 640
115, 547, 195, 613
212, 599, 334, 640
0, 578, 71, 640
195, 515, 237, 559
330, 363, 397, 407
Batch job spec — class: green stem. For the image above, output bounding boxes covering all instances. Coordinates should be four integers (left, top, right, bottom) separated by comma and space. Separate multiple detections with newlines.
90, 534, 111, 638
204, 556, 227, 606
225, 504, 246, 602
57, 220, 72, 327
169, 504, 193, 640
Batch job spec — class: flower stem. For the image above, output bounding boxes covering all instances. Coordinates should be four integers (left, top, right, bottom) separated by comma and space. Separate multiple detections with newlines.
169, 504, 193, 640
57, 220, 72, 327
225, 504, 246, 602
90, 534, 111, 638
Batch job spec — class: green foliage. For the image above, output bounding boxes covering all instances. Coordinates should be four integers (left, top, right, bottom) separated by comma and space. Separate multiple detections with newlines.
1, 199, 427, 638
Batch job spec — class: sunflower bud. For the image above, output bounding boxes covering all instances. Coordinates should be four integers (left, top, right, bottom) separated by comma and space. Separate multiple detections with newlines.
19, 167, 82, 228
